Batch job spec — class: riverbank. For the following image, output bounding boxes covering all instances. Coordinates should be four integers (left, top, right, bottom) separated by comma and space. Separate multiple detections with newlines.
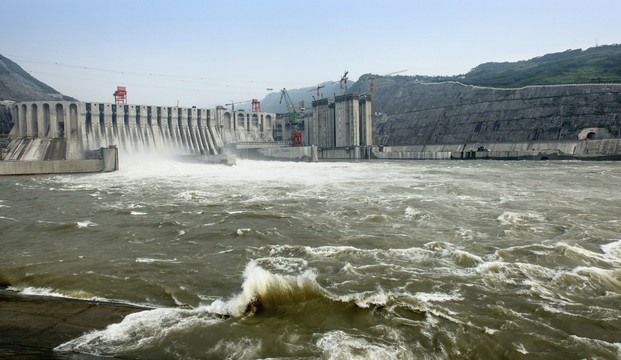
0, 289, 148, 357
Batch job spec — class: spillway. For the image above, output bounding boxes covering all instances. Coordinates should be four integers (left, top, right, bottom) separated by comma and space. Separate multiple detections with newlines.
5, 101, 228, 161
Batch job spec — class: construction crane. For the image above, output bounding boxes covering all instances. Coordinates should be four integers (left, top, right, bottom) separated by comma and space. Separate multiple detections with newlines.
360, 69, 408, 144
307, 84, 326, 99
225, 99, 251, 111
279, 88, 303, 146
339, 71, 349, 95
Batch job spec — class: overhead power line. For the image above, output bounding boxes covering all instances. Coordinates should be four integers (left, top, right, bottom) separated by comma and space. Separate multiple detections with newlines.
4, 53, 310, 88
27, 70, 273, 94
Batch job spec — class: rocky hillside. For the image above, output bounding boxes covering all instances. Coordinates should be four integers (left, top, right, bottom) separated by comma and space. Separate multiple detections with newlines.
0, 54, 74, 102
0, 54, 77, 136
374, 80, 621, 146
342, 45, 621, 146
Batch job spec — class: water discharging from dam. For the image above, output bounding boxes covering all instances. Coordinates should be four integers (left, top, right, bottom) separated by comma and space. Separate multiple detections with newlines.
5, 101, 225, 161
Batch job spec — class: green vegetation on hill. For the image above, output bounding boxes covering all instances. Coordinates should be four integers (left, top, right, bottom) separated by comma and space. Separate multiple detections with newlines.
455, 44, 621, 87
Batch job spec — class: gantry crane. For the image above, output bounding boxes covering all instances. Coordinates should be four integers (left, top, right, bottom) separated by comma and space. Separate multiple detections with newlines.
114, 86, 127, 104
251, 99, 262, 112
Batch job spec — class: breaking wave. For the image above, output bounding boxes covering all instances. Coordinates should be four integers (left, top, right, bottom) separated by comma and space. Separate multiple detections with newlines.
55, 260, 462, 358
203, 260, 328, 317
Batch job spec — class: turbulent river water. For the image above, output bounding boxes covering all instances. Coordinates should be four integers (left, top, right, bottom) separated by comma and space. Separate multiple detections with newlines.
1, 155, 620, 359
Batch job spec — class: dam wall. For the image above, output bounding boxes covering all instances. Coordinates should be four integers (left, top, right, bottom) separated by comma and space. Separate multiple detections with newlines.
386, 138, 621, 155
375, 82, 621, 147
0, 146, 118, 175
5, 101, 227, 161
213, 108, 276, 144
375, 138, 621, 160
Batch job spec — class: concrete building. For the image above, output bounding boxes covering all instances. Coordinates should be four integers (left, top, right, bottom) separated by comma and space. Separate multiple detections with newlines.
309, 93, 373, 150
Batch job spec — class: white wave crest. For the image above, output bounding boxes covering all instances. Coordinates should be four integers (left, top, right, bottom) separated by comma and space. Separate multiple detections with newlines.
236, 228, 251, 236
254, 256, 308, 274
453, 249, 483, 267
135, 257, 180, 264
10, 286, 103, 301
76, 220, 97, 228
404, 206, 429, 221
573, 266, 621, 291
209, 337, 262, 360
567, 334, 621, 355
203, 260, 326, 317
601, 240, 621, 261
497, 211, 545, 225
414, 292, 463, 303
55, 308, 222, 356
476, 261, 556, 287
316, 330, 413, 360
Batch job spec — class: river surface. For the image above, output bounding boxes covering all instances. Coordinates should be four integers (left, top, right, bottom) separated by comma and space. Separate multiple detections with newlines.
1, 155, 620, 359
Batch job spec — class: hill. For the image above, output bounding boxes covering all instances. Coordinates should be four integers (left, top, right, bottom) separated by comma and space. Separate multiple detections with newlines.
458, 44, 621, 87
0, 54, 75, 102
272, 44, 621, 112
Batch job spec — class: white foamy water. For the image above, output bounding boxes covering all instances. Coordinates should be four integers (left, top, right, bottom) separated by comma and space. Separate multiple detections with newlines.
1, 158, 621, 359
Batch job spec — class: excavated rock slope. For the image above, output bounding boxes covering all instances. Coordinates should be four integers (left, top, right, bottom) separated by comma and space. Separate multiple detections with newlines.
375, 80, 621, 146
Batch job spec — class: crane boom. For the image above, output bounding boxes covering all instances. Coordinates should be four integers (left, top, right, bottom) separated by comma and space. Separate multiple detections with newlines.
279, 88, 302, 125
225, 99, 251, 111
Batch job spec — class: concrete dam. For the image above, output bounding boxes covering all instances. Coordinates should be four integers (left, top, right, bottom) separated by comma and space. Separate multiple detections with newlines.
3, 82, 621, 165
3, 101, 276, 162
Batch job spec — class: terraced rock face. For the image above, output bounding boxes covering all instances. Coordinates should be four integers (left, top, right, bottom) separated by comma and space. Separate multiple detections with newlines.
374, 80, 621, 146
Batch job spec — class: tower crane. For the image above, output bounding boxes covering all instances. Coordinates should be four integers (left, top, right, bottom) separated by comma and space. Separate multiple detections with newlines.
360, 69, 407, 144
225, 99, 251, 111
307, 84, 326, 99
339, 71, 349, 95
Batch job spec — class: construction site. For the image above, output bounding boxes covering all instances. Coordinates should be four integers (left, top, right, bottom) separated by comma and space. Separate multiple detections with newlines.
0, 69, 386, 175
3, 65, 621, 175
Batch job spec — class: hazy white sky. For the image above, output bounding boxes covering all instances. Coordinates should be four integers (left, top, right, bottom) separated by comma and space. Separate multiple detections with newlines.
1, 0, 619, 108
